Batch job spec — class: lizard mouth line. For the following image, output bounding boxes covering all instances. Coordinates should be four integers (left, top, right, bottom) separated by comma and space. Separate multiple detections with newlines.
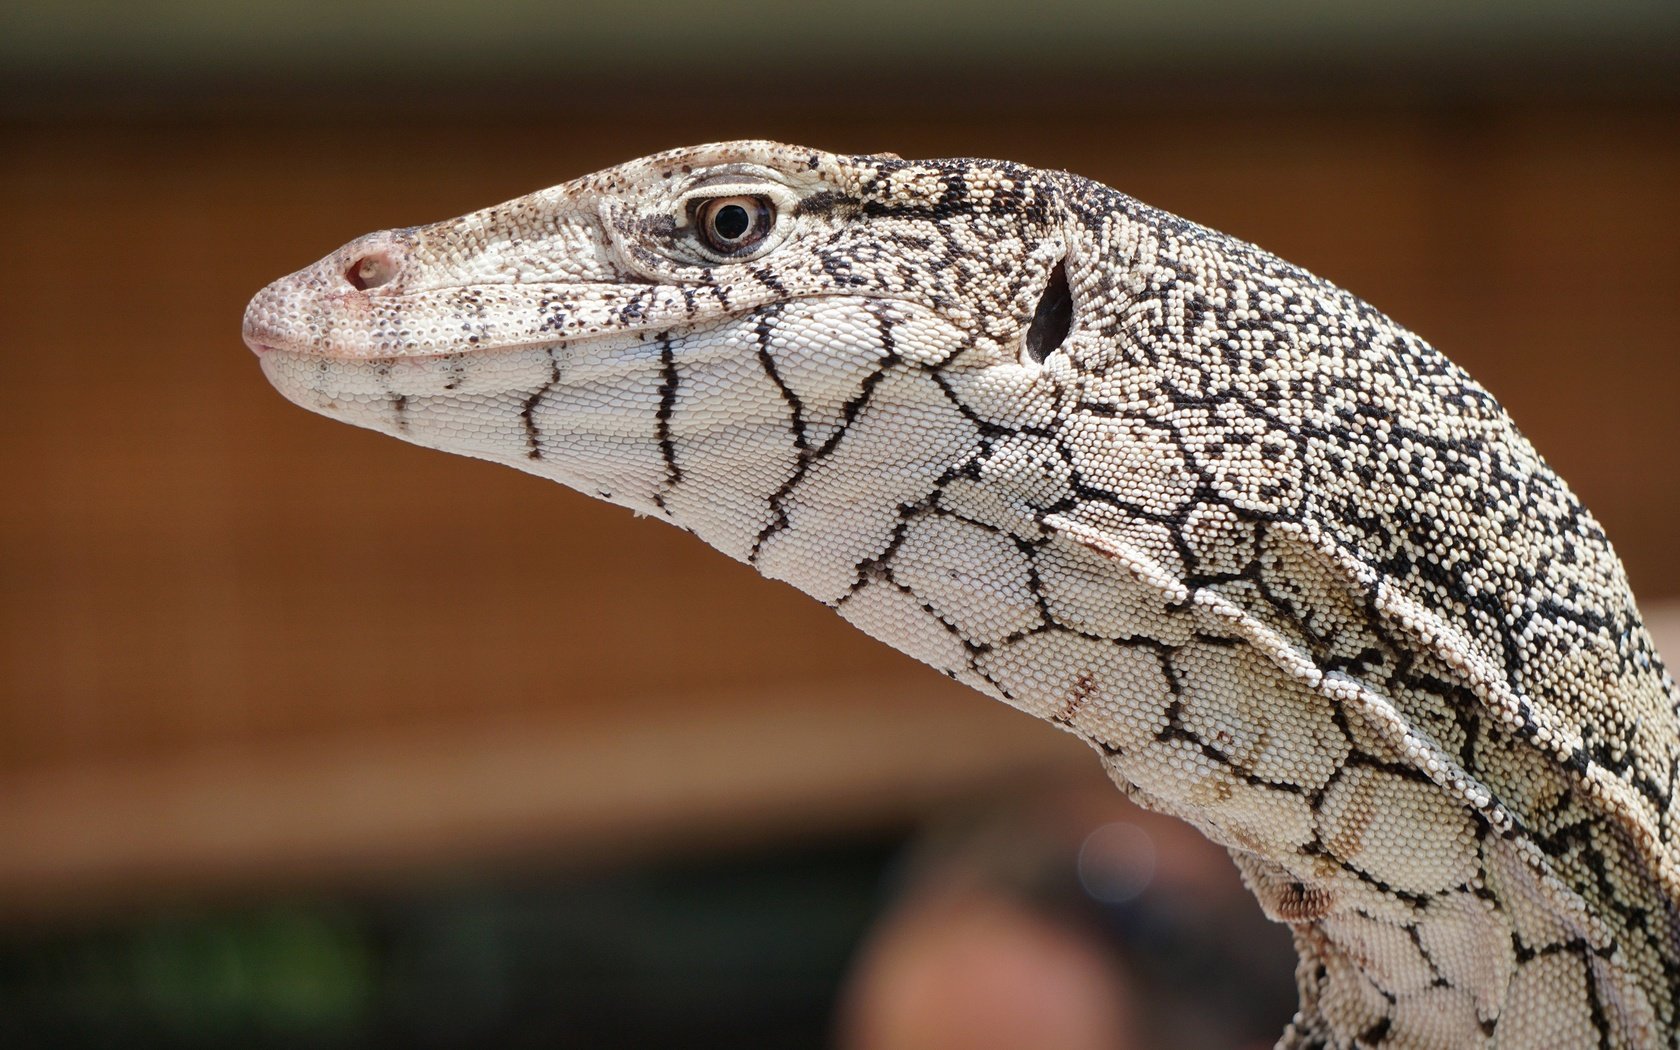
242, 289, 931, 362
246, 327, 671, 363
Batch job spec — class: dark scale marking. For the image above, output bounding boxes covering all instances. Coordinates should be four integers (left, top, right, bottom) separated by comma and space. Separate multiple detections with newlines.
653, 333, 683, 508
1584, 954, 1615, 1050
442, 352, 466, 391
792, 189, 849, 217
749, 314, 902, 561
749, 266, 788, 296
752, 307, 810, 451
839, 496, 937, 604
521, 347, 562, 459
1300, 840, 1433, 908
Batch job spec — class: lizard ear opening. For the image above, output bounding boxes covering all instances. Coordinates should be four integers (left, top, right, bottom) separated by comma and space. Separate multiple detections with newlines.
1023, 259, 1073, 365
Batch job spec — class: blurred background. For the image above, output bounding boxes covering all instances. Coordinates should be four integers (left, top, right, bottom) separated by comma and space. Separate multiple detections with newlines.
2, 1, 1678, 1046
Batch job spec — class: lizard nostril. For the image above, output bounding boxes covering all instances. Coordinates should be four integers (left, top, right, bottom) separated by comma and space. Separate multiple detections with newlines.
346, 251, 399, 291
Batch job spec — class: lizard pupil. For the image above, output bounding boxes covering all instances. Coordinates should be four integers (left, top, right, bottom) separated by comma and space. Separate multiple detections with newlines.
696, 195, 772, 254
714, 204, 750, 240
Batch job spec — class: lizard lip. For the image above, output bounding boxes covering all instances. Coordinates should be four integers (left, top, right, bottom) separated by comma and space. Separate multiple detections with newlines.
240, 310, 287, 356
240, 313, 274, 355
242, 282, 314, 357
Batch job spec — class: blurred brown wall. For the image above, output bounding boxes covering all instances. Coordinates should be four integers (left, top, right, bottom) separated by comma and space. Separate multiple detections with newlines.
2, 85, 1677, 913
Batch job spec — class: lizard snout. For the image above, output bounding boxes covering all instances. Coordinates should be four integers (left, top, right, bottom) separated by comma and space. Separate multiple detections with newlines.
242, 229, 415, 357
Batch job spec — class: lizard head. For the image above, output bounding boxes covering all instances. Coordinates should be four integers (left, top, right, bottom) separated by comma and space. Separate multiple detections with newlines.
245, 140, 1085, 583
246, 143, 1680, 1041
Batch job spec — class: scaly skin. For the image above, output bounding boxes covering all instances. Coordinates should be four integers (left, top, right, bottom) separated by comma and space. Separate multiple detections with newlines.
245, 141, 1680, 1048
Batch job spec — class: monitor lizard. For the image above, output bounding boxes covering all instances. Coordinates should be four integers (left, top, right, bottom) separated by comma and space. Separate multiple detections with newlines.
244, 141, 1680, 1048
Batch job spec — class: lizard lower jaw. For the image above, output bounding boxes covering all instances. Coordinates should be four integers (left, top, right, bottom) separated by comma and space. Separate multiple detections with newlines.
256, 342, 562, 416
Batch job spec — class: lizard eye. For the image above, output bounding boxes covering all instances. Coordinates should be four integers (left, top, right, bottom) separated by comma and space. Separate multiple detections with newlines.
694, 195, 774, 255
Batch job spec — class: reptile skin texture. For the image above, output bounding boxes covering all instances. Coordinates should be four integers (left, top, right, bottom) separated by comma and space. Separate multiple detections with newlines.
245, 142, 1680, 1049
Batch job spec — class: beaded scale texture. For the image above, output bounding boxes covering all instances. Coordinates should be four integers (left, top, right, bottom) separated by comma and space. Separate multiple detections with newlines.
245, 142, 1680, 1048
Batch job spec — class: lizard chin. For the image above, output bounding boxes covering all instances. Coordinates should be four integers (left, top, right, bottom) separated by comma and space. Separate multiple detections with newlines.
255, 351, 401, 431
258, 343, 549, 418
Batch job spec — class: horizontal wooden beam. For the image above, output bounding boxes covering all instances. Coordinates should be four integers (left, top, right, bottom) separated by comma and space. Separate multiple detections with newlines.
0, 677, 1091, 919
